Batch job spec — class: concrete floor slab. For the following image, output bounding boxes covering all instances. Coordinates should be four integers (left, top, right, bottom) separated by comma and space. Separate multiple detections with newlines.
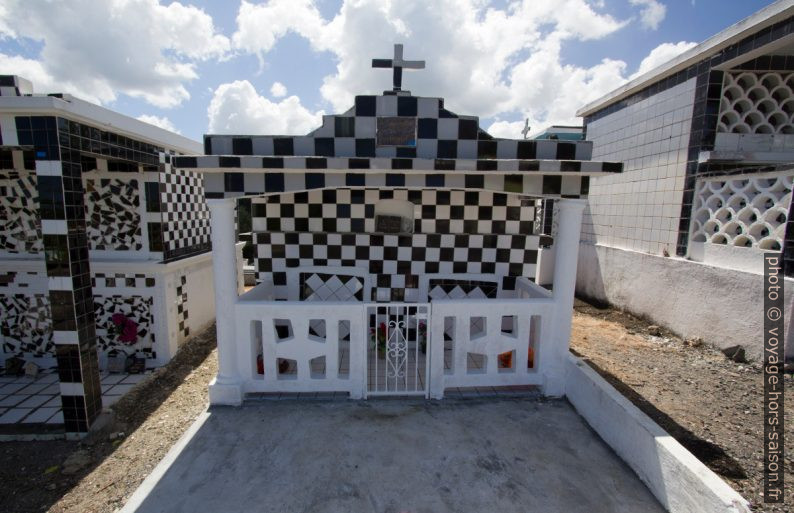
124, 397, 663, 513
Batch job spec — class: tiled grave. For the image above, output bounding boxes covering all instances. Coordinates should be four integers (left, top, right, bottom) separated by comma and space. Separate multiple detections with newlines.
0, 367, 150, 435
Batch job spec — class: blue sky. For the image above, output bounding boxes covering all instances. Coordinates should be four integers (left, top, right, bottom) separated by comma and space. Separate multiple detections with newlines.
0, 0, 776, 142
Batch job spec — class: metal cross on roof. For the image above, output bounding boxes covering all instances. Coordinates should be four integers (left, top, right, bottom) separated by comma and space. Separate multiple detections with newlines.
372, 44, 425, 92
521, 119, 531, 139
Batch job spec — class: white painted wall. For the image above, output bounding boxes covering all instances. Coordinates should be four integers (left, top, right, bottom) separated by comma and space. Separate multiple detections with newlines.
565, 354, 750, 513
576, 242, 794, 361
583, 78, 696, 256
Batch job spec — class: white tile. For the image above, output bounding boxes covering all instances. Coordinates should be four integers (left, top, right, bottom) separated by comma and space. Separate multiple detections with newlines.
18, 395, 52, 408
46, 411, 64, 424
21, 407, 60, 424
0, 395, 27, 407
0, 408, 32, 424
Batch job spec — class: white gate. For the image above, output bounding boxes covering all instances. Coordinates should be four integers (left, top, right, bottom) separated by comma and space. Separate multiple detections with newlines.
365, 303, 430, 397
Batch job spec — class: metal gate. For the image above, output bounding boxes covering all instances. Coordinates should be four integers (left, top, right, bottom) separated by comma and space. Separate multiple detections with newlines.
365, 303, 430, 397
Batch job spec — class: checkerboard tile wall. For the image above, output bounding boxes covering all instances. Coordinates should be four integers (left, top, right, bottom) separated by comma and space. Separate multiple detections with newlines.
182, 161, 607, 200
256, 232, 539, 301
159, 164, 211, 262
252, 189, 535, 235
175, 275, 189, 339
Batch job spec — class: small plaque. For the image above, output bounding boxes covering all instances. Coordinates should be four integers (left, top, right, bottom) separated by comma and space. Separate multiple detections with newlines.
376, 117, 416, 147
375, 215, 412, 234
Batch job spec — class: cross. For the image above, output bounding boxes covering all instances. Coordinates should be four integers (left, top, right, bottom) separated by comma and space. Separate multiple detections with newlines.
372, 44, 425, 92
521, 119, 531, 139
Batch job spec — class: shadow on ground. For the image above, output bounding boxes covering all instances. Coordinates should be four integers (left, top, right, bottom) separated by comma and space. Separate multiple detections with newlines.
0, 325, 217, 513
571, 350, 747, 480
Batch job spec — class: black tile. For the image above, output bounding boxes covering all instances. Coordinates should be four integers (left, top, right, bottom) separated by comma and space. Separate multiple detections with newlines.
224, 173, 244, 192
219, 156, 240, 168
355, 139, 376, 157
417, 118, 437, 139
516, 141, 536, 159
265, 173, 285, 192
355, 96, 376, 116
458, 119, 478, 140
437, 140, 457, 159
232, 138, 253, 155
397, 96, 417, 116
306, 173, 325, 189
478, 140, 497, 159
314, 138, 335, 157
306, 157, 327, 169
273, 138, 294, 156
555, 143, 576, 160
386, 173, 405, 186
335, 118, 355, 138
542, 176, 562, 195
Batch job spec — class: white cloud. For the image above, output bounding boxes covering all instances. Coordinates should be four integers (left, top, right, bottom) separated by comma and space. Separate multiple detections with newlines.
228, 0, 639, 135
207, 80, 324, 135
629, 0, 667, 30
0, 0, 230, 108
270, 81, 288, 98
631, 41, 698, 79
136, 114, 180, 133
487, 120, 527, 139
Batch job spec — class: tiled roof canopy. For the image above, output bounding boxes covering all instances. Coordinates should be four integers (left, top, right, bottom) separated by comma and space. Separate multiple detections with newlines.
173, 93, 622, 199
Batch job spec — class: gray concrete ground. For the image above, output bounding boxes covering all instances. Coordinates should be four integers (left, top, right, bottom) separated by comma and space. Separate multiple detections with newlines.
125, 397, 664, 513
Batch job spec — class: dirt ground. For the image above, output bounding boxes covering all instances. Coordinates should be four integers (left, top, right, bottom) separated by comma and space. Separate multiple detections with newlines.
0, 302, 791, 513
0, 326, 218, 513
570, 299, 794, 513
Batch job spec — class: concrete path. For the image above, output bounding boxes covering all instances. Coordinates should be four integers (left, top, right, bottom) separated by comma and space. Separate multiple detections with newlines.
123, 397, 664, 513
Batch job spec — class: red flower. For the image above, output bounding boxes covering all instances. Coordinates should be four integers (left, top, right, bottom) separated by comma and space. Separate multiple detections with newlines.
119, 319, 138, 344
111, 313, 127, 326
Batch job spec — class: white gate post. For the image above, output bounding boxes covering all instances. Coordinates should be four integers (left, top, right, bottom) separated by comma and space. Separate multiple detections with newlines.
207, 198, 243, 405
544, 198, 586, 396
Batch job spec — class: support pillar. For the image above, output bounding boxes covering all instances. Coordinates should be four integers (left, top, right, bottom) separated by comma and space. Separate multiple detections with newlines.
544, 198, 586, 396
207, 198, 243, 405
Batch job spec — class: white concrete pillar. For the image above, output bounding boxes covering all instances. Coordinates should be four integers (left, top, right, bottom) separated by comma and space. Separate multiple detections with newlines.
544, 198, 586, 396
207, 198, 243, 405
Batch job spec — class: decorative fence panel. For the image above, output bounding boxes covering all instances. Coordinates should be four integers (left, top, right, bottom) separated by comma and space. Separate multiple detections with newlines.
428, 297, 555, 398
235, 298, 366, 398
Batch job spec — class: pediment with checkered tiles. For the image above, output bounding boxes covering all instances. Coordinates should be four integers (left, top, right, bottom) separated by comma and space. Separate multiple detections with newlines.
174, 93, 622, 200
203, 95, 593, 161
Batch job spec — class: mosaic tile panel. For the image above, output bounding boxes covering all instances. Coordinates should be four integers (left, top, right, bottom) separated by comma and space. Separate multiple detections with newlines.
0, 172, 42, 254
84, 178, 142, 251
94, 295, 154, 356
0, 293, 52, 357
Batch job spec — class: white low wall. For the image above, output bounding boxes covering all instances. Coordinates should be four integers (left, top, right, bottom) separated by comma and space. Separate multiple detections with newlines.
576, 243, 794, 361
565, 354, 750, 513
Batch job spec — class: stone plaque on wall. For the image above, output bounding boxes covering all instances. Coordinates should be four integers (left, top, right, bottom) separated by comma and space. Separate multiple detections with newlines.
376, 117, 416, 146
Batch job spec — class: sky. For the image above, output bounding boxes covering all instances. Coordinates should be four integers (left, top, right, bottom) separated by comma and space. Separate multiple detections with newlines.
0, 0, 778, 142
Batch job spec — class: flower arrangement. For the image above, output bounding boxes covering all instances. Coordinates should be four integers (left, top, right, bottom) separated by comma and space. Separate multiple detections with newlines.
370, 322, 387, 356
111, 313, 139, 345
